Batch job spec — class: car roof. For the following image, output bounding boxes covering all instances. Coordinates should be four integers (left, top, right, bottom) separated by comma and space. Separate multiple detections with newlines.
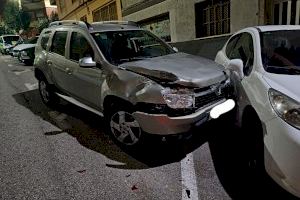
47, 20, 142, 33
255, 25, 300, 32
1, 35, 20, 37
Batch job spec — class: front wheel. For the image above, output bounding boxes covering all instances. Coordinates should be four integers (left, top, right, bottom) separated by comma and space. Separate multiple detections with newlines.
107, 106, 144, 147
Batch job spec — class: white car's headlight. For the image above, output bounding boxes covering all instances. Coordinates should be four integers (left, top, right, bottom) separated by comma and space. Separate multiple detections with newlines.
269, 89, 300, 129
161, 87, 194, 109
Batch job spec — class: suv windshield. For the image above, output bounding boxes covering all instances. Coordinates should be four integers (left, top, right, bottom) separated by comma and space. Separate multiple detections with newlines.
3, 36, 20, 45
92, 30, 175, 64
261, 30, 300, 75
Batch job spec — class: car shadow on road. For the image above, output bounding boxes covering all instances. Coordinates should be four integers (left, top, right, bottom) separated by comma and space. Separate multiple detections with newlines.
13, 89, 209, 170
207, 113, 299, 200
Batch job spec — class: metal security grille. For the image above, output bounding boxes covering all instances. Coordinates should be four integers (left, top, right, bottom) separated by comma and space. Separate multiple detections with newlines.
273, 0, 300, 25
93, 1, 117, 22
195, 0, 230, 38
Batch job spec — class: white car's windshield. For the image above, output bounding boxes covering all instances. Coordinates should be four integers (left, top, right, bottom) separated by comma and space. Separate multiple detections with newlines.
3, 36, 20, 45
261, 30, 300, 75
92, 30, 175, 65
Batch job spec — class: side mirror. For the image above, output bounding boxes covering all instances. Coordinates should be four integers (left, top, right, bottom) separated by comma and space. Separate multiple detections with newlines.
79, 57, 96, 68
173, 47, 179, 52
228, 59, 244, 80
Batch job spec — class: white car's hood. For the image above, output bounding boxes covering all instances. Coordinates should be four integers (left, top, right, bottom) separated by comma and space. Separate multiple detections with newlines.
263, 72, 300, 101
13, 44, 35, 51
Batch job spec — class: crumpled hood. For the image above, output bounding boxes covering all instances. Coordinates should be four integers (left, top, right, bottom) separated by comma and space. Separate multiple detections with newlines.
13, 44, 36, 51
120, 52, 226, 88
263, 72, 300, 101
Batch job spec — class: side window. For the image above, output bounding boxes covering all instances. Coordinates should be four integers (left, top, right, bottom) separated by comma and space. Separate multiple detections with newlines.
225, 34, 240, 57
41, 31, 51, 50
228, 33, 254, 76
50, 31, 68, 56
70, 32, 94, 62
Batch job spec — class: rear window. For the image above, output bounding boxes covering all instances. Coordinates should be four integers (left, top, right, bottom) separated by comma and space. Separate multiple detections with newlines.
50, 31, 68, 56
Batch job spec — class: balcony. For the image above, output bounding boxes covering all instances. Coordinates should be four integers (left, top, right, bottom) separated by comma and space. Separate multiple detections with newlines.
21, 0, 46, 12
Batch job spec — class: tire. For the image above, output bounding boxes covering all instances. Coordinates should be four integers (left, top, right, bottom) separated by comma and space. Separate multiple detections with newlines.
38, 78, 58, 107
24, 60, 33, 66
105, 102, 144, 147
242, 110, 265, 177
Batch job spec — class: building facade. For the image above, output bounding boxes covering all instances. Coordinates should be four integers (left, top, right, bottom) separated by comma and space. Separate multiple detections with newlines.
21, 0, 57, 21
121, 0, 300, 42
55, 0, 122, 23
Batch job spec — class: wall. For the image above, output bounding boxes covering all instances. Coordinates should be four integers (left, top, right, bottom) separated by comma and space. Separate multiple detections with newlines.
56, 0, 122, 23
122, 0, 264, 42
171, 34, 231, 60
230, 0, 260, 32
123, 0, 200, 42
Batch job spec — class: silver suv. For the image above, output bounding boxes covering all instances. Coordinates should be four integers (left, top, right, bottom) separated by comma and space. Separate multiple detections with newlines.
34, 20, 232, 146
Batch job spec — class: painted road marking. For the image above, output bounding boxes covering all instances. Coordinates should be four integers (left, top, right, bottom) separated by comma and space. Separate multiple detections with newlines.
181, 153, 199, 200
24, 82, 38, 91
14, 69, 31, 76
8, 64, 14, 67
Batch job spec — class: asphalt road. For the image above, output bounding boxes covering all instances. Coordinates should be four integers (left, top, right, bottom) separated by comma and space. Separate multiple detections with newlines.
0, 55, 298, 200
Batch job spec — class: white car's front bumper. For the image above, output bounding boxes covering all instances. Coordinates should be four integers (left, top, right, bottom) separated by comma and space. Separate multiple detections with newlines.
265, 116, 300, 197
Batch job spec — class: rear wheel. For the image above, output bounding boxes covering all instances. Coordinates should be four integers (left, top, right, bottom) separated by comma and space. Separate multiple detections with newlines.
38, 78, 58, 106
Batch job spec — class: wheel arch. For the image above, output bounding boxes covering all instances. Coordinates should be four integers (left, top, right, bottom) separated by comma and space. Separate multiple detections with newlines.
103, 95, 134, 115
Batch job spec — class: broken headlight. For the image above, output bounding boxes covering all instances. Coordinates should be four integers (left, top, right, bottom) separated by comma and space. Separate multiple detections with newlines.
161, 88, 194, 109
269, 89, 300, 130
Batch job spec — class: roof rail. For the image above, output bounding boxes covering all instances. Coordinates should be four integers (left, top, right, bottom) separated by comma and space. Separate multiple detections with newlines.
92, 21, 139, 27
49, 20, 90, 29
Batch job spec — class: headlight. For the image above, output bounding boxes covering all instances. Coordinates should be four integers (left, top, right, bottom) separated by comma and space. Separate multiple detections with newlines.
21, 50, 27, 56
269, 89, 300, 129
161, 87, 194, 109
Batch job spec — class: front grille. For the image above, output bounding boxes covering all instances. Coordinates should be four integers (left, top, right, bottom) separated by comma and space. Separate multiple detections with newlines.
195, 89, 225, 109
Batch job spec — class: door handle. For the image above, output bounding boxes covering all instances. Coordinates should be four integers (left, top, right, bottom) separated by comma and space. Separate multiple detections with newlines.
65, 67, 73, 75
47, 60, 52, 65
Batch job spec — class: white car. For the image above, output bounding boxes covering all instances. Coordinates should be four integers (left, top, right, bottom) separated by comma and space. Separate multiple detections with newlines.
215, 25, 300, 197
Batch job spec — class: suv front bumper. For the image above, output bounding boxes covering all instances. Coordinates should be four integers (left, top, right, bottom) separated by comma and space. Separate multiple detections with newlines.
133, 99, 228, 135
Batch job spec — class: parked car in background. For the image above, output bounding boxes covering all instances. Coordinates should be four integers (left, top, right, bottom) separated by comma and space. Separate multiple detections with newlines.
215, 25, 300, 198
34, 20, 234, 147
0, 35, 22, 55
14, 36, 39, 65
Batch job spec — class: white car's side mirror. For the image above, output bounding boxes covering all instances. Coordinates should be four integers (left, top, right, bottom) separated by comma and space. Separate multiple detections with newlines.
228, 59, 244, 80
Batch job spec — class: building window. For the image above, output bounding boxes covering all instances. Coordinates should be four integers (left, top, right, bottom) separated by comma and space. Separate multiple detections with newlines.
139, 14, 171, 42
273, 0, 300, 25
93, 1, 117, 22
195, 0, 230, 38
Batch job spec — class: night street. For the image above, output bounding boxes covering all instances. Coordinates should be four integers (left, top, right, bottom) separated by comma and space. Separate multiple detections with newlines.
0, 54, 298, 199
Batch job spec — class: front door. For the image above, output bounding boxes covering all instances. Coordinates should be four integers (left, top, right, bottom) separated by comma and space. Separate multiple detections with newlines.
65, 31, 104, 110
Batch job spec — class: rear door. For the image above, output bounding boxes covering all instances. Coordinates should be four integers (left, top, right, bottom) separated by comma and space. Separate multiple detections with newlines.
47, 30, 70, 93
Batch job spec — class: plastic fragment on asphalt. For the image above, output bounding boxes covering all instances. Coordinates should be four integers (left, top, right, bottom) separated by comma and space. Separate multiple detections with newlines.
186, 189, 191, 198
131, 185, 138, 190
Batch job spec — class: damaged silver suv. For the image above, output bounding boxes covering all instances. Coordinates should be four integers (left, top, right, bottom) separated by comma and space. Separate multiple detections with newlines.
34, 20, 232, 146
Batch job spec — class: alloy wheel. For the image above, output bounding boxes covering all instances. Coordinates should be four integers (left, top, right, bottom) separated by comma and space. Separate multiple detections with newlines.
110, 111, 141, 146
